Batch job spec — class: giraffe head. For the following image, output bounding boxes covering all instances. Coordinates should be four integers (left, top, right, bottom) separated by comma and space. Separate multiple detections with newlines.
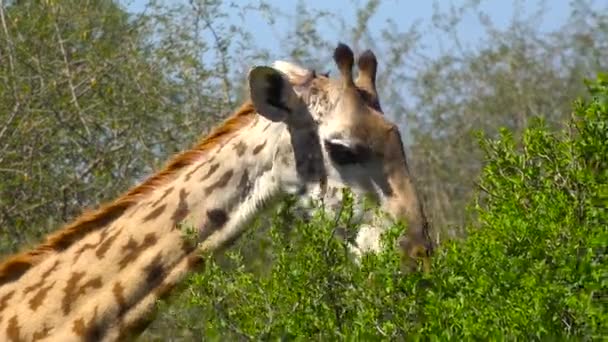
247, 43, 433, 272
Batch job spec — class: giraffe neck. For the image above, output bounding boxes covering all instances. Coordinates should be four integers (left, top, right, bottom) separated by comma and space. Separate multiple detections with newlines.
0, 109, 293, 341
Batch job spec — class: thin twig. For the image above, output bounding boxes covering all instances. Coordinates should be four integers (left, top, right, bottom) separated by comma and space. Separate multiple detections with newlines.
0, 102, 19, 142
0, 1, 17, 93
0, 2, 21, 156
190, 0, 233, 109
474, 180, 506, 201
53, 21, 92, 140
0, 0, 21, 115
0, 167, 28, 175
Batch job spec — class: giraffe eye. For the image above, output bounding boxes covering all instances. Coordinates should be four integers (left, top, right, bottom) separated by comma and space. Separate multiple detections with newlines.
324, 139, 369, 166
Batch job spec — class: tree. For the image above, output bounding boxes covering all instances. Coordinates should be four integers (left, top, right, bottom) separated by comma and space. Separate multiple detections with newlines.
0, 0, 254, 254
402, 1, 608, 240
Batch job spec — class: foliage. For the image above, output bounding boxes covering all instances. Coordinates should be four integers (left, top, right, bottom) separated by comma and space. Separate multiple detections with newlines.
2, 0, 607, 250
405, 1, 608, 238
0, 0, 257, 253
144, 75, 607, 340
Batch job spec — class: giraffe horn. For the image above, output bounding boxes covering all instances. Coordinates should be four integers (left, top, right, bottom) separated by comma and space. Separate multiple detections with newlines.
333, 42, 355, 88
356, 50, 378, 99
356, 49, 382, 112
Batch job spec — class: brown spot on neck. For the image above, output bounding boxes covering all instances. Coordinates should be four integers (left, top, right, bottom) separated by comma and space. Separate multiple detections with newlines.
252, 139, 267, 155
113, 282, 127, 317
95, 227, 122, 259
22, 260, 59, 295
184, 156, 214, 182
199, 209, 229, 242
62, 272, 102, 315
6, 315, 22, 342
204, 170, 234, 195
28, 281, 56, 311
143, 254, 165, 287
171, 189, 190, 225
151, 186, 175, 207
31, 324, 51, 341
0, 290, 15, 314
200, 163, 220, 182
126, 203, 143, 219
118, 233, 158, 269
72, 306, 101, 341
238, 169, 252, 200
216, 134, 238, 153
142, 204, 166, 223
73, 229, 109, 263
207, 209, 228, 229
232, 141, 247, 156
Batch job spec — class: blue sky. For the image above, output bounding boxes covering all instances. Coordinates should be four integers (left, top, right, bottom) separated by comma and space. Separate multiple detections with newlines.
121, 0, 605, 141
122, 0, 600, 60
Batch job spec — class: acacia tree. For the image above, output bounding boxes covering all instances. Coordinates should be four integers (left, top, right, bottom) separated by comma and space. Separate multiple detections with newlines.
0, 0, 262, 254
405, 1, 608, 239
0, 0, 164, 252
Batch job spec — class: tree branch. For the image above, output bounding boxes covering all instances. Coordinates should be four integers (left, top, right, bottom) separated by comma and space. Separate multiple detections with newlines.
53, 21, 92, 140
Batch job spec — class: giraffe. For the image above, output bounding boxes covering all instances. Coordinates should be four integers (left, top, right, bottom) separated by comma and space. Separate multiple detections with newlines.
0, 43, 433, 341
290, 49, 428, 263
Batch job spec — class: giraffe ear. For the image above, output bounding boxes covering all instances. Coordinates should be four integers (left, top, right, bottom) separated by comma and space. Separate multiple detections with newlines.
248, 66, 297, 123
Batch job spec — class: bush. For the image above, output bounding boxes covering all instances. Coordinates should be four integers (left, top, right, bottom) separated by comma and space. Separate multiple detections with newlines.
410, 71, 607, 339
147, 76, 608, 340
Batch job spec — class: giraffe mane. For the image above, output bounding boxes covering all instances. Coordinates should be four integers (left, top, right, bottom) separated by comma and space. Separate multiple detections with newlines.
0, 102, 257, 286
